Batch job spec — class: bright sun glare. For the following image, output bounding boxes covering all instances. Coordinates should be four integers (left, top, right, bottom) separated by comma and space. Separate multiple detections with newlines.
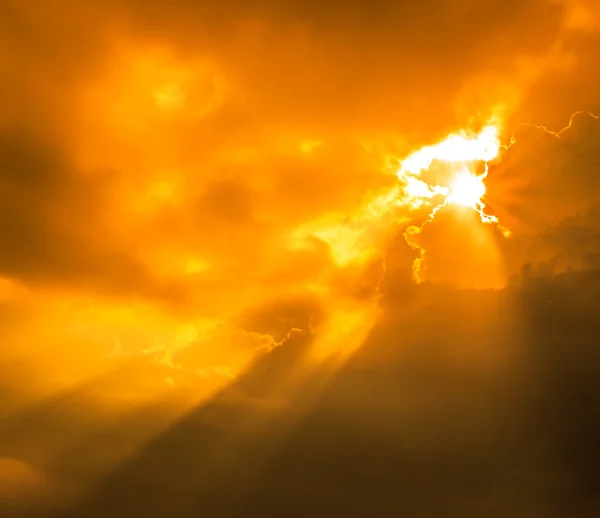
396, 124, 510, 282
396, 124, 503, 223
448, 172, 486, 208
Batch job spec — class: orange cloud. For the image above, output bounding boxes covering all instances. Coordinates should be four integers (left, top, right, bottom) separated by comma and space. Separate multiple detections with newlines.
2, 2, 600, 513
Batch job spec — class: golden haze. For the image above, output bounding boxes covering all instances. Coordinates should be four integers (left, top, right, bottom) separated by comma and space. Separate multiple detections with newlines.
1, 1, 600, 515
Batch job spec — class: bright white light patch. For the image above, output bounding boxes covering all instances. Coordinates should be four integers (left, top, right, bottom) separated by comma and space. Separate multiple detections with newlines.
448, 172, 486, 208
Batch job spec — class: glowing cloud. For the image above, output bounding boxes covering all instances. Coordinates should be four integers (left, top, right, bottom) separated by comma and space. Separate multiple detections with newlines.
285, 124, 512, 289
396, 125, 510, 283
448, 172, 486, 208
399, 126, 500, 176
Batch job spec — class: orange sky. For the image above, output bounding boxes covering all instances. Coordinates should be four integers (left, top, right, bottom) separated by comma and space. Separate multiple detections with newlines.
1, 1, 600, 516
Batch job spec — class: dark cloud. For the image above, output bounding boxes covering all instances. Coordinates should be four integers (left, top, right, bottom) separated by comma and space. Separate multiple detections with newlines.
0, 268, 589, 518
490, 112, 600, 230
0, 127, 157, 296
484, 112, 600, 279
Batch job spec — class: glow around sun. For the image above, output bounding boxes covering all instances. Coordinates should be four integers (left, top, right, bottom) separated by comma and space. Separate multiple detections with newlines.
448, 171, 486, 208
397, 125, 500, 213
395, 124, 510, 282
288, 123, 510, 283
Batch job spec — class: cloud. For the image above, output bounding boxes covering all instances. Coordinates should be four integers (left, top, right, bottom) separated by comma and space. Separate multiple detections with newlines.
400, 112, 600, 287
511, 0, 600, 128
0, 457, 49, 514
0, 128, 161, 296
486, 112, 600, 279
1, 0, 600, 515
23, 266, 596, 518
103, 0, 571, 137
0, 0, 593, 304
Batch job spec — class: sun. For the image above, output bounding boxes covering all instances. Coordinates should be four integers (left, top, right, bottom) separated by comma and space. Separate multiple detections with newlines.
395, 124, 510, 283
448, 172, 486, 208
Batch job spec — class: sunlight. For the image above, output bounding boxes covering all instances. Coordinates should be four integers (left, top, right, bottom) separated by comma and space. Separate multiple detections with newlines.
448, 172, 486, 208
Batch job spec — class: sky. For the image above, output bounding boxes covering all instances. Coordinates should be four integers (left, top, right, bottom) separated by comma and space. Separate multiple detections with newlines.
1, 0, 600, 516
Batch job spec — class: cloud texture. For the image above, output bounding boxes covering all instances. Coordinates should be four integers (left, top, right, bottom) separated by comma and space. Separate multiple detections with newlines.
1, 0, 600, 516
